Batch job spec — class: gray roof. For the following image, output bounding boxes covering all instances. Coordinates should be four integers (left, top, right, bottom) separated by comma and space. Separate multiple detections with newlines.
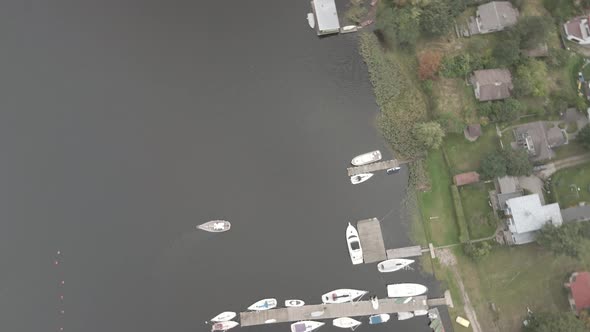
498, 191, 523, 210
497, 176, 519, 194
511, 231, 538, 245
506, 194, 562, 235
312, 0, 340, 34
477, 1, 519, 32
473, 69, 513, 101
562, 205, 590, 223
546, 126, 567, 147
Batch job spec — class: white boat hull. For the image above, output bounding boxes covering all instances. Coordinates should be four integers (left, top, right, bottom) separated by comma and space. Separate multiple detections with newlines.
346, 223, 363, 265
333, 317, 361, 329
398, 312, 414, 320
211, 311, 236, 322
197, 220, 231, 232
387, 283, 428, 297
351, 150, 382, 166
350, 173, 373, 184
285, 299, 305, 307
377, 259, 414, 273
291, 320, 324, 332
322, 288, 367, 304
247, 298, 277, 311
414, 309, 428, 316
307, 13, 315, 29
369, 314, 390, 324
211, 321, 239, 331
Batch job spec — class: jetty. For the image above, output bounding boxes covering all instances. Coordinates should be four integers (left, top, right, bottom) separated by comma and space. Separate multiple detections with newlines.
347, 159, 410, 176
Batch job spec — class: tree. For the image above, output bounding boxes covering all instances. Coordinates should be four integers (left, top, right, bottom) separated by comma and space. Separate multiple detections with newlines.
479, 151, 507, 179
492, 32, 521, 67
515, 16, 554, 50
524, 311, 587, 332
503, 148, 532, 176
536, 223, 582, 257
515, 59, 549, 97
414, 122, 445, 150
420, 1, 453, 36
378, 5, 421, 47
436, 112, 465, 134
479, 99, 523, 123
577, 125, 590, 149
463, 241, 492, 261
418, 51, 442, 80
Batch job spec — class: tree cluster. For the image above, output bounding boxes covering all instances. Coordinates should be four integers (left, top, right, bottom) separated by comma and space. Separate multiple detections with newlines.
478, 148, 532, 179
514, 59, 549, 98
463, 241, 492, 261
413, 121, 445, 150
477, 99, 523, 123
524, 311, 587, 332
537, 221, 590, 257
577, 125, 590, 150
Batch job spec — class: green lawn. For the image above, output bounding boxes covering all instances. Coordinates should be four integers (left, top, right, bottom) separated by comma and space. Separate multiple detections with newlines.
551, 161, 590, 207
444, 126, 500, 174
554, 140, 587, 160
459, 183, 498, 239
418, 151, 459, 246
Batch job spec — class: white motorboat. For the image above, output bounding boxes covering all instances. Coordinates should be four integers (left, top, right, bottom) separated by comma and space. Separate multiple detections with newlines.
340, 25, 358, 33
197, 220, 231, 232
350, 173, 373, 185
351, 150, 382, 166
265, 319, 277, 323
333, 317, 361, 330
247, 298, 277, 311
377, 259, 414, 273
387, 283, 428, 298
398, 312, 414, 320
322, 288, 367, 304
369, 314, 390, 325
414, 310, 429, 316
291, 320, 324, 332
210, 311, 236, 322
285, 299, 305, 307
211, 321, 239, 331
346, 223, 363, 265
370, 296, 379, 309
307, 13, 315, 29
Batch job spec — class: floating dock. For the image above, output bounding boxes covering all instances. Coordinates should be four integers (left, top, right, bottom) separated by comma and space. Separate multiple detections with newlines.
386, 245, 424, 259
347, 159, 404, 176
357, 218, 386, 263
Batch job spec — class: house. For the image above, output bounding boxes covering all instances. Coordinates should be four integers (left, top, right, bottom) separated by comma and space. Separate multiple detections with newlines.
564, 16, 590, 45
565, 271, 590, 315
562, 205, 590, 223
453, 172, 480, 186
464, 124, 482, 141
504, 194, 562, 245
489, 176, 523, 217
311, 0, 340, 36
511, 121, 567, 161
470, 1, 519, 35
471, 69, 513, 101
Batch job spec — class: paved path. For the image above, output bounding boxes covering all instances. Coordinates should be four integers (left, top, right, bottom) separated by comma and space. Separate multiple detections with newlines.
538, 153, 590, 179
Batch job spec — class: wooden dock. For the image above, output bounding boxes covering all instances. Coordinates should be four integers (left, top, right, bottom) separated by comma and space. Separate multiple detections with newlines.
240, 296, 428, 326
386, 245, 424, 259
357, 218, 386, 263
347, 159, 401, 176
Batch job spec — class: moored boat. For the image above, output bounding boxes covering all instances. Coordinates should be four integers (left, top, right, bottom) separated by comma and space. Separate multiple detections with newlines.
307, 13, 315, 29
387, 283, 428, 298
350, 173, 373, 184
340, 25, 358, 33
377, 258, 414, 273
210, 311, 236, 322
285, 299, 305, 307
346, 223, 363, 265
211, 321, 239, 331
333, 317, 361, 329
351, 150, 382, 166
397, 311, 414, 320
370, 296, 379, 309
322, 288, 367, 304
369, 314, 390, 325
197, 220, 231, 232
291, 320, 324, 332
247, 298, 277, 311
414, 309, 429, 316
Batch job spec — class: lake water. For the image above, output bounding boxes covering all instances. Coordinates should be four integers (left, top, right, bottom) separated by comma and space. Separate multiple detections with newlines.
0, 0, 444, 331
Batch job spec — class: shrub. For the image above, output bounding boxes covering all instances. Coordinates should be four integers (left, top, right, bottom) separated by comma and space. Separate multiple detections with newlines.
463, 241, 492, 260
418, 51, 442, 80
451, 185, 470, 243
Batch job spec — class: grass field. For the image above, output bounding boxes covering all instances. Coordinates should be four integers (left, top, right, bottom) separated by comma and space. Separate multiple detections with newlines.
554, 140, 587, 160
444, 127, 500, 174
459, 183, 498, 239
551, 161, 590, 207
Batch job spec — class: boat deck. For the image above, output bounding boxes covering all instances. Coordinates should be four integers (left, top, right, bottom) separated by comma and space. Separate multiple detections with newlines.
357, 218, 386, 263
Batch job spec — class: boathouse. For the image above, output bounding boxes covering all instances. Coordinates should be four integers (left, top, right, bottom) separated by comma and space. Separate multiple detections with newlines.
311, 0, 340, 36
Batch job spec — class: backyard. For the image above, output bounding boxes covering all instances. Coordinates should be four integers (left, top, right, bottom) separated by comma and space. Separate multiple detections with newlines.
551, 161, 590, 207
444, 127, 500, 174
459, 183, 497, 239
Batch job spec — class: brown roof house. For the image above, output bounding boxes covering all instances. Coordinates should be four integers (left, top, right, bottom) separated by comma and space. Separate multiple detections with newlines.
464, 124, 482, 141
453, 172, 480, 186
565, 271, 590, 315
471, 69, 513, 101
564, 16, 590, 45
469, 1, 519, 35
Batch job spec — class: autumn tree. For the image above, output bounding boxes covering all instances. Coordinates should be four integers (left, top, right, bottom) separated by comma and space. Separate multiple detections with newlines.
418, 51, 442, 80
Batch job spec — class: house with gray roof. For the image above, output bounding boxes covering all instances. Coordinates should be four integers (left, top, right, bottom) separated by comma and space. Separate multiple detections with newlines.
562, 205, 590, 223
490, 176, 523, 217
471, 69, 513, 101
504, 194, 562, 245
470, 1, 519, 35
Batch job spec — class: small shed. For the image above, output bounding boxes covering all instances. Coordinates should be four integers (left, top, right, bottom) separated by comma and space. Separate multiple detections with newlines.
464, 124, 482, 141
565, 271, 590, 314
453, 172, 480, 186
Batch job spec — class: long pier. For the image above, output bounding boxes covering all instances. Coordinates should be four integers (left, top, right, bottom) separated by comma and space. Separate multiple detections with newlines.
347, 159, 403, 176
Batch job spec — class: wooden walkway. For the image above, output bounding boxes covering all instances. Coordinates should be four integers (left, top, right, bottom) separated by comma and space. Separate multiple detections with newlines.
347, 159, 401, 176
386, 245, 424, 259
357, 218, 386, 263
240, 296, 428, 326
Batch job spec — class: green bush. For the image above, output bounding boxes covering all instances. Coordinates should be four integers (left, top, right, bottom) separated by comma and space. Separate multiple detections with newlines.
451, 185, 470, 243
463, 241, 493, 261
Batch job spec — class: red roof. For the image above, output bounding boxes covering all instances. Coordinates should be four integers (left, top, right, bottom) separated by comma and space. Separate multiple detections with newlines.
570, 272, 590, 313
453, 172, 480, 186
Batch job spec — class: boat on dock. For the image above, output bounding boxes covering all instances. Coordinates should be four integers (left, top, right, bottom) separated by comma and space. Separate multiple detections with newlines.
333, 317, 361, 330
291, 320, 324, 332
211, 321, 239, 331
307, 13, 315, 29
397, 311, 414, 320
346, 223, 363, 265
414, 309, 428, 316
340, 25, 358, 33
351, 150, 382, 166
285, 299, 305, 307
350, 173, 373, 184
197, 220, 231, 232
210, 311, 236, 322
247, 298, 277, 311
377, 258, 414, 273
387, 283, 428, 298
370, 296, 379, 309
369, 313, 390, 325
322, 288, 367, 304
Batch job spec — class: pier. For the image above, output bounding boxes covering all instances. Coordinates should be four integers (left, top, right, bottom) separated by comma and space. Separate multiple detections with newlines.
357, 218, 386, 263
386, 245, 424, 259
347, 159, 400, 176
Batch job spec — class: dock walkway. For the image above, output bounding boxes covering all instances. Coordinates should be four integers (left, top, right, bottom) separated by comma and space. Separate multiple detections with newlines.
357, 218, 386, 263
347, 160, 400, 176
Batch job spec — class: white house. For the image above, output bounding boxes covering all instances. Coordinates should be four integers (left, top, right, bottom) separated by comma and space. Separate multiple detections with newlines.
505, 194, 562, 245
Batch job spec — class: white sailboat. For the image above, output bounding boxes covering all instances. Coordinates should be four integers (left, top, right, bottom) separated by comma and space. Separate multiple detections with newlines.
247, 298, 277, 311
369, 314, 390, 325
333, 317, 361, 330
291, 320, 324, 332
197, 220, 231, 232
398, 312, 414, 320
210, 311, 236, 322
285, 299, 305, 307
346, 223, 363, 265
322, 289, 367, 304
307, 13, 315, 29
350, 173, 373, 184
414, 309, 429, 316
377, 258, 414, 273
351, 150, 382, 166
387, 283, 428, 297
211, 321, 239, 331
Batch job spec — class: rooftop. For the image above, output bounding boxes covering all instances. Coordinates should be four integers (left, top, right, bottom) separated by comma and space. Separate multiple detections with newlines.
506, 194, 562, 235
497, 176, 519, 194
562, 205, 590, 223
477, 1, 519, 32
567, 272, 590, 314
453, 172, 481, 186
473, 69, 513, 101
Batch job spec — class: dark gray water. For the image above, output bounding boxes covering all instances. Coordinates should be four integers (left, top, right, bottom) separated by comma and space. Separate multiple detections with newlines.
0, 1, 443, 331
